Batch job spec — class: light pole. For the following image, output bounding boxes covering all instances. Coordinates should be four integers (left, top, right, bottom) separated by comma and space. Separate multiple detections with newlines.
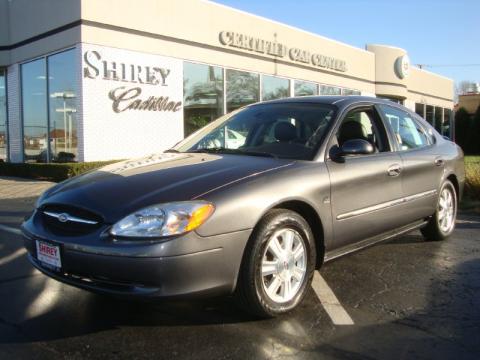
55, 107, 77, 153
50, 91, 76, 154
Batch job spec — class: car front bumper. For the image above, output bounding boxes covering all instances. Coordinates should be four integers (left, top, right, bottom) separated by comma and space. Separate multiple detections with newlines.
22, 220, 251, 299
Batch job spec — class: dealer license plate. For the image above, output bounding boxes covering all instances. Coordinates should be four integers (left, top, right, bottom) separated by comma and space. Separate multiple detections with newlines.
36, 240, 62, 270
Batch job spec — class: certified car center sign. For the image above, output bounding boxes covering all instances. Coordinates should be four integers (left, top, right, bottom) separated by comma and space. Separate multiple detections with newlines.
80, 44, 184, 161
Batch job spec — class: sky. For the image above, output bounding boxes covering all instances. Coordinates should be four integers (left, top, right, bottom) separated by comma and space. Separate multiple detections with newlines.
211, 0, 479, 86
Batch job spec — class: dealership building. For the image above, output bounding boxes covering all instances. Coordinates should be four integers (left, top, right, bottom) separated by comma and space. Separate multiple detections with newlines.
0, 0, 455, 163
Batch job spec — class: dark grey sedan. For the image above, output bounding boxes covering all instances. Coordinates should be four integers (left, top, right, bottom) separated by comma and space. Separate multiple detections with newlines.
22, 96, 465, 317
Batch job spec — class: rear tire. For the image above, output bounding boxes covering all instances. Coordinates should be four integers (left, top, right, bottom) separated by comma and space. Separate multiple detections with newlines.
235, 209, 316, 318
421, 180, 457, 241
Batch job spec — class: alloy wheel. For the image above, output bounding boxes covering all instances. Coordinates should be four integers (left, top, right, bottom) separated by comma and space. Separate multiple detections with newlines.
261, 228, 307, 303
438, 187, 455, 233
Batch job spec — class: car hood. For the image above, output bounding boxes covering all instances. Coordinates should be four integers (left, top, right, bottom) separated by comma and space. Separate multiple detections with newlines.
39, 152, 293, 223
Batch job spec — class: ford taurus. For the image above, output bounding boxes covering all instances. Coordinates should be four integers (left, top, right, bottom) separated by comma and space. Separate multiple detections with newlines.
22, 96, 465, 317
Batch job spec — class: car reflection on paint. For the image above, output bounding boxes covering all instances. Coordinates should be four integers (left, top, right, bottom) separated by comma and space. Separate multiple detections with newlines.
22, 96, 464, 317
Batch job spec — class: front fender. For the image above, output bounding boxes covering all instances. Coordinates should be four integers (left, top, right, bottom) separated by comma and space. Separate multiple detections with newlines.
194, 162, 333, 247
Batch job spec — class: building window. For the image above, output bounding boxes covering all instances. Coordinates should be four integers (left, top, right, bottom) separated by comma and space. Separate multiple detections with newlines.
294, 80, 317, 96
183, 62, 224, 137
434, 106, 443, 133
226, 69, 259, 113
425, 105, 434, 126
320, 85, 341, 95
443, 108, 452, 139
261, 75, 289, 101
415, 103, 425, 118
0, 69, 7, 162
21, 49, 77, 163
48, 49, 78, 162
22, 58, 48, 163
342, 88, 361, 96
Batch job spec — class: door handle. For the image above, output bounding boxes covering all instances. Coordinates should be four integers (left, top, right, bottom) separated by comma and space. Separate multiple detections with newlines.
435, 158, 445, 167
387, 164, 402, 177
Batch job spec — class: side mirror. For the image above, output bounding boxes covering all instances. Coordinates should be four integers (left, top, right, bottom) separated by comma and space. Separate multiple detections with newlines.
341, 139, 375, 156
330, 139, 374, 162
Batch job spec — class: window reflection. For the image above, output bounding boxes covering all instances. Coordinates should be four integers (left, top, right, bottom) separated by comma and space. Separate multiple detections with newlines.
294, 80, 317, 97
443, 108, 452, 138
262, 75, 289, 101
22, 59, 48, 163
0, 70, 7, 162
434, 106, 443, 133
425, 105, 434, 126
183, 62, 224, 137
320, 85, 341, 95
381, 105, 430, 150
48, 49, 77, 162
226, 69, 259, 112
415, 103, 425, 118
342, 88, 361, 96
178, 103, 336, 160
22, 50, 77, 163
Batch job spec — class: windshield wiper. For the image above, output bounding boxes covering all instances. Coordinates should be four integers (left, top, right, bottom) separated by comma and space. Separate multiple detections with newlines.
164, 149, 180, 153
237, 150, 278, 158
188, 148, 278, 158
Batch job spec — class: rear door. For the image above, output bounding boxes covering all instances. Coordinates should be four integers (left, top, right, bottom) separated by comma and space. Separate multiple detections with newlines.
325, 104, 404, 249
377, 104, 442, 223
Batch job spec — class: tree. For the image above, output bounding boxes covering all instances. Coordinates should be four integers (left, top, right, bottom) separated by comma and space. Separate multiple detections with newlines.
472, 105, 480, 155
455, 81, 479, 101
455, 107, 471, 153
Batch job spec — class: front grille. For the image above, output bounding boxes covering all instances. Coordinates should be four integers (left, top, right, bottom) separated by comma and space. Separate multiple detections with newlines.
30, 256, 157, 294
40, 204, 103, 236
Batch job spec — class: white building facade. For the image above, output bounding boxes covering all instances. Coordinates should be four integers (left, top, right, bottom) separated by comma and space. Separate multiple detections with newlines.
0, 0, 455, 163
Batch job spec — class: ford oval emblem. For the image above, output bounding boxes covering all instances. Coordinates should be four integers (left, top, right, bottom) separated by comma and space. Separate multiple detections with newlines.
58, 213, 69, 223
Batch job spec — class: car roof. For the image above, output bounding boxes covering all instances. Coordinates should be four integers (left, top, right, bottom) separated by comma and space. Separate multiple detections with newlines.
247, 95, 438, 138
249, 95, 405, 109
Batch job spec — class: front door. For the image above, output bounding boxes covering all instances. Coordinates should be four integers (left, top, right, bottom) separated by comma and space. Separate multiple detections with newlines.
326, 105, 404, 249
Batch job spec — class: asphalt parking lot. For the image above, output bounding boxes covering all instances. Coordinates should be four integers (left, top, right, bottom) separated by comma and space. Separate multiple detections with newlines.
0, 179, 479, 359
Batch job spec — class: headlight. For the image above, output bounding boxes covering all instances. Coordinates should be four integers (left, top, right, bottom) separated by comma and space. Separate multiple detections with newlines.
110, 201, 214, 238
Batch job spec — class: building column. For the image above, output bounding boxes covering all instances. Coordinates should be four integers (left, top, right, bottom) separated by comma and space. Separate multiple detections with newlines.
403, 99, 415, 112
6, 64, 23, 163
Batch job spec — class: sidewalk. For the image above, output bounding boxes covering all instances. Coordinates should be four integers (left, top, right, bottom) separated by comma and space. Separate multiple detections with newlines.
0, 177, 54, 228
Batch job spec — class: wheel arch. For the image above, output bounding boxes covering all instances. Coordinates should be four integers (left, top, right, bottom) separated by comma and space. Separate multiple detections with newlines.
270, 200, 325, 269
446, 173, 460, 199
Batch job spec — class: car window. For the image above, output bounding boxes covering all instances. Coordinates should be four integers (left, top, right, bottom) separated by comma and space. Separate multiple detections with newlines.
336, 107, 390, 152
227, 130, 237, 140
175, 103, 336, 160
379, 105, 430, 150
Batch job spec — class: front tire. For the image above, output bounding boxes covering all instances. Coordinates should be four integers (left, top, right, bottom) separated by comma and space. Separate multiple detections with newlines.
421, 180, 457, 241
235, 209, 316, 318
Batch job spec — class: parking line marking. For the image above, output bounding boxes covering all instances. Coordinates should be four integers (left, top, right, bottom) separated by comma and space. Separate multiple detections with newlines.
0, 224, 22, 236
0, 247, 27, 266
456, 219, 480, 224
312, 270, 354, 325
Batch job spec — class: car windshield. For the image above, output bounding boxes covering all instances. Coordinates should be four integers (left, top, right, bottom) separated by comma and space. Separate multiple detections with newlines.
173, 103, 336, 160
